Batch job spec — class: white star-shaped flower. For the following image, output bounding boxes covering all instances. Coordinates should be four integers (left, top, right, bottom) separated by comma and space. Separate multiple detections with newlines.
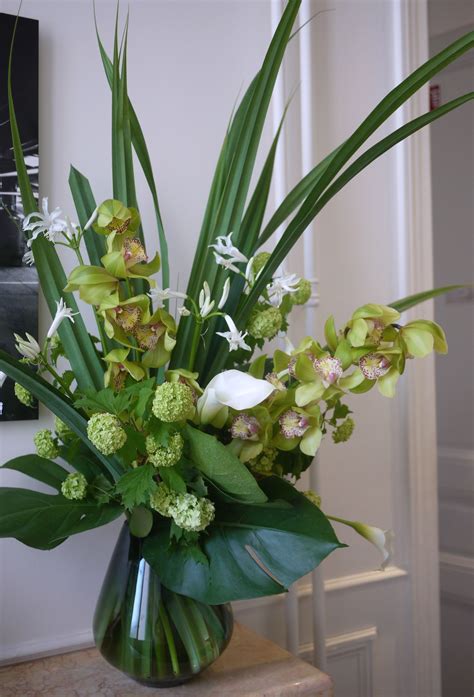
23, 197, 68, 245
266, 273, 300, 307
47, 298, 78, 339
216, 315, 251, 352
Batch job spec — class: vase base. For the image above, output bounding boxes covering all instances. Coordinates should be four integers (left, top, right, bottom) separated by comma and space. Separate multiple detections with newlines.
132, 675, 191, 688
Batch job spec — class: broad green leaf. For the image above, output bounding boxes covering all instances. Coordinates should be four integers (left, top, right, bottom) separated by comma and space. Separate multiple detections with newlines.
185, 425, 267, 504
143, 477, 343, 604
0, 350, 124, 481
1, 455, 69, 491
115, 463, 156, 510
0, 488, 122, 550
389, 284, 469, 312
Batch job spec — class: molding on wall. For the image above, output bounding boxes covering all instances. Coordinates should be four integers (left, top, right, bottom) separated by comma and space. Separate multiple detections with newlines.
0, 566, 405, 666
398, 0, 442, 695
300, 627, 377, 697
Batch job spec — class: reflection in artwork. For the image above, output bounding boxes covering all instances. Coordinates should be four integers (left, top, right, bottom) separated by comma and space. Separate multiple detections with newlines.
0, 13, 39, 421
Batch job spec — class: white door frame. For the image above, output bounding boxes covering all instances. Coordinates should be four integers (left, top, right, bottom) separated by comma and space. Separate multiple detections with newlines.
274, 1, 441, 694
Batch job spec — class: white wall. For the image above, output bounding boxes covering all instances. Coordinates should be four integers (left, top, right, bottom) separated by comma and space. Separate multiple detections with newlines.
429, 5, 474, 696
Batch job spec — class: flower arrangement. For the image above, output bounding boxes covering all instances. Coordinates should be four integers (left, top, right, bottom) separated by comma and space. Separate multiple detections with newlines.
0, 2, 472, 685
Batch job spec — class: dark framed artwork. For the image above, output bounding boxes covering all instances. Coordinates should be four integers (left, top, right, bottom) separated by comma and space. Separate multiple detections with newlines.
0, 13, 39, 421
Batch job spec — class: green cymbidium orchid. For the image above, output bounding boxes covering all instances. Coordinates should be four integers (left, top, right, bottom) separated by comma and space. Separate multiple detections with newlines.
400, 319, 448, 358
64, 265, 118, 305
100, 293, 150, 347
93, 199, 141, 236
346, 303, 401, 347
135, 308, 177, 369
101, 232, 161, 281
104, 348, 146, 390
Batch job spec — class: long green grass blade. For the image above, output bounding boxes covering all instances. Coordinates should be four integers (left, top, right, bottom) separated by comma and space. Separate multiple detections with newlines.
237, 91, 474, 326
0, 350, 123, 481
69, 166, 104, 267
257, 144, 343, 248
8, 17, 104, 391
389, 285, 469, 312
94, 8, 169, 290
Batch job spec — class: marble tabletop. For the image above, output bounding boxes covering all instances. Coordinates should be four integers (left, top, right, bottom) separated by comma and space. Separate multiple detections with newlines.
0, 623, 333, 697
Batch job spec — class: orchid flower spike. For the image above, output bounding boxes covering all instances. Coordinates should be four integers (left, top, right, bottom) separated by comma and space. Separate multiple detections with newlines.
199, 282, 215, 318
23, 197, 68, 245
47, 298, 78, 339
14, 333, 41, 362
216, 315, 251, 352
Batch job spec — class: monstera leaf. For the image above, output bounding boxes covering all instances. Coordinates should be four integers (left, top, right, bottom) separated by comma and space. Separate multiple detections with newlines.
143, 477, 343, 604
0, 487, 123, 550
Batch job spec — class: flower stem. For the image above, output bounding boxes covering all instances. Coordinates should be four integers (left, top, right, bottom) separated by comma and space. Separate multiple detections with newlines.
159, 600, 180, 675
187, 319, 202, 372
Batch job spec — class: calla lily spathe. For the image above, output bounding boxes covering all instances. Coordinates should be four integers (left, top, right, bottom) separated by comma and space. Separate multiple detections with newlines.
329, 515, 395, 570
197, 369, 274, 426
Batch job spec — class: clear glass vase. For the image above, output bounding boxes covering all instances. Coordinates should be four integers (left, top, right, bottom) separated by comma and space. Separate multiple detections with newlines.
93, 523, 233, 687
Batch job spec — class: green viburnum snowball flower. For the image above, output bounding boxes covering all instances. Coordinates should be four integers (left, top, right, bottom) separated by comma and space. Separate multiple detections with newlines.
34, 429, 59, 459
14, 382, 35, 407
54, 416, 74, 441
332, 417, 355, 444
252, 251, 271, 276
152, 382, 194, 422
304, 490, 322, 507
247, 306, 283, 340
290, 278, 312, 306
87, 413, 127, 455
149, 483, 176, 517
170, 493, 215, 532
248, 447, 277, 475
146, 432, 184, 468
61, 472, 87, 500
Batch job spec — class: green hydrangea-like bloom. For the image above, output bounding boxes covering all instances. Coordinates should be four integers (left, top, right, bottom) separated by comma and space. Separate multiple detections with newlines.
248, 447, 277, 475
87, 413, 127, 455
61, 472, 87, 500
34, 429, 59, 459
14, 383, 35, 407
252, 251, 271, 276
304, 490, 322, 507
149, 483, 176, 517
332, 417, 355, 444
290, 278, 312, 306
170, 493, 215, 532
247, 306, 282, 340
54, 416, 74, 441
152, 382, 194, 422
146, 432, 184, 468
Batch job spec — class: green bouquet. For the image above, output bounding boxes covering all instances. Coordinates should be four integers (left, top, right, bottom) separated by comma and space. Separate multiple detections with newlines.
0, 1, 472, 686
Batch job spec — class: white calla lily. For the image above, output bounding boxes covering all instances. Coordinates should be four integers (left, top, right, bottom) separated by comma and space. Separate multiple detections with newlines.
197, 369, 274, 425
329, 515, 394, 570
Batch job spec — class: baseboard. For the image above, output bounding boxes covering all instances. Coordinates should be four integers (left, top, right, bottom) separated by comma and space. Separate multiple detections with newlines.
0, 630, 94, 667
